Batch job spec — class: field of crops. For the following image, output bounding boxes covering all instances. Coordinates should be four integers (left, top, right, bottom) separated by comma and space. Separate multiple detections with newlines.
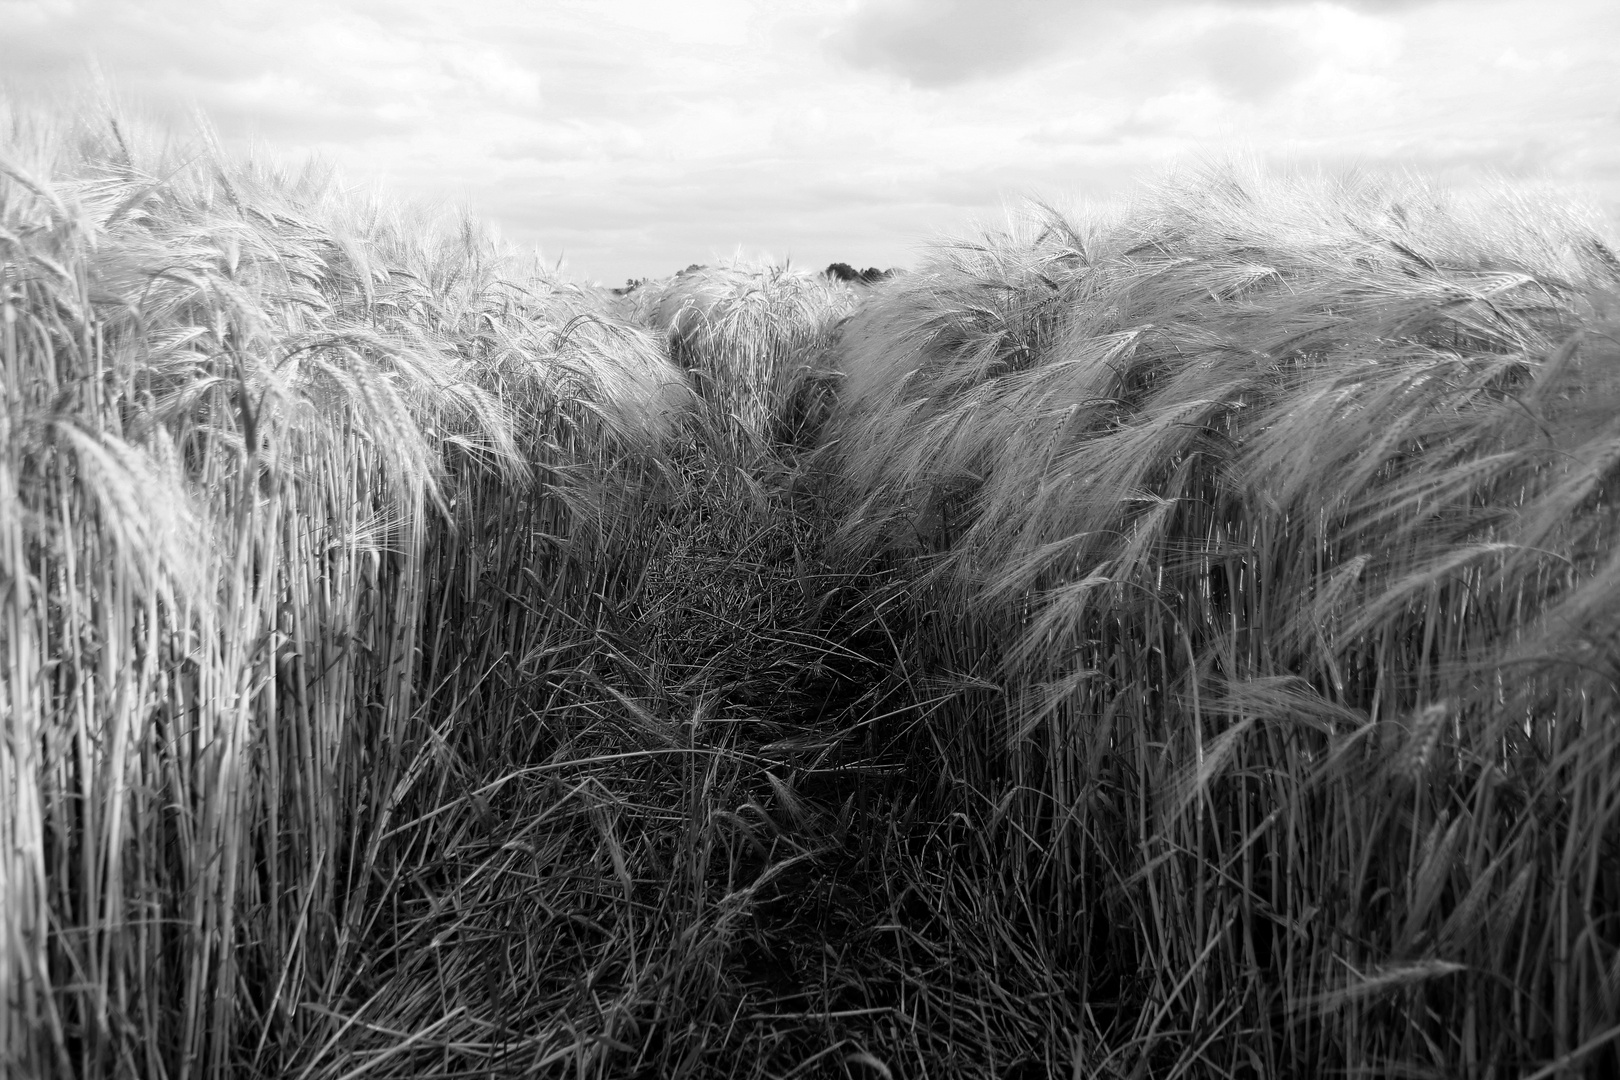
5, 101, 1620, 1079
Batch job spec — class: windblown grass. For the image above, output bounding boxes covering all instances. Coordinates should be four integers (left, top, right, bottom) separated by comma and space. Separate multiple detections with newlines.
820, 164, 1620, 1075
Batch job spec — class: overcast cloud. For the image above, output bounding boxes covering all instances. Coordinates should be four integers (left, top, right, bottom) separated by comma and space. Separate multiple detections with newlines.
1, 0, 1614, 284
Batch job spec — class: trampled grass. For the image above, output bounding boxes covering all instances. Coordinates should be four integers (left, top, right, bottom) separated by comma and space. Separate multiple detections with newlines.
4, 95, 1620, 1080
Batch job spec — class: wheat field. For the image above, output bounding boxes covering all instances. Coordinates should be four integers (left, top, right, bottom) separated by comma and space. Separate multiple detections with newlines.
4, 100, 1620, 1078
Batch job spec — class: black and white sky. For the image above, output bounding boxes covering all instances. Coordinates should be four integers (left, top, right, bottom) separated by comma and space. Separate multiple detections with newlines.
3, 0, 1615, 284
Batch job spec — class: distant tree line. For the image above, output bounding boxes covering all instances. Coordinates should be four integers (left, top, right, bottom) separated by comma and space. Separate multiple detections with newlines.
612, 262, 896, 296
822, 262, 895, 284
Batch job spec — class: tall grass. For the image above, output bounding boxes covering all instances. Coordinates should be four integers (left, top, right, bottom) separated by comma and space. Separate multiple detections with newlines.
637, 262, 857, 456
0, 101, 692, 1077
820, 164, 1620, 1075
12, 92, 1620, 1079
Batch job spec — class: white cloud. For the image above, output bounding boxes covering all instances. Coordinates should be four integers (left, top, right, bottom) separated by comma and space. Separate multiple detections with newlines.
0, 0, 1613, 283
826, 0, 1091, 87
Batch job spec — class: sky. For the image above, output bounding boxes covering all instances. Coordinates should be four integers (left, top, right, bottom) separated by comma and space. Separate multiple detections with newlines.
2, 0, 1616, 285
